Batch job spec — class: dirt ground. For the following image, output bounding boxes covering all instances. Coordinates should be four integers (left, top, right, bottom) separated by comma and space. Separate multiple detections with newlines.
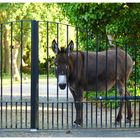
0, 128, 140, 137
1, 79, 140, 137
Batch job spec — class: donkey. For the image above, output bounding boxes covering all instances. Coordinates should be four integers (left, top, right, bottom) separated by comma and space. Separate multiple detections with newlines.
52, 39, 134, 127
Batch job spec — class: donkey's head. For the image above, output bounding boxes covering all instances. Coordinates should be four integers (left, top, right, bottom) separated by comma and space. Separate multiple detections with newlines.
52, 40, 74, 90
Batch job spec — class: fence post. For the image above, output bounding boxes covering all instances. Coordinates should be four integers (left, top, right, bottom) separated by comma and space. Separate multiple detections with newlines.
31, 20, 39, 129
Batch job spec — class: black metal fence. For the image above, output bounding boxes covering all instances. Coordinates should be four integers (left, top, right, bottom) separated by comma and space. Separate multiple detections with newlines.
0, 20, 140, 130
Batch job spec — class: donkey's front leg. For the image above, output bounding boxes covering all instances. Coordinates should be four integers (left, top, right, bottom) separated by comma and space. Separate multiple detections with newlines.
70, 88, 83, 127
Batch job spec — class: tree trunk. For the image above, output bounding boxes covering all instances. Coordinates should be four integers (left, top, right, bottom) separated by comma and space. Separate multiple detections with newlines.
13, 42, 28, 81
4, 27, 10, 74
12, 46, 20, 81
3, 27, 20, 81
12, 42, 22, 81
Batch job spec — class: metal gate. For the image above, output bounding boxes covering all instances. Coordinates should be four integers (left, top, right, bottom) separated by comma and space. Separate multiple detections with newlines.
0, 20, 140, 130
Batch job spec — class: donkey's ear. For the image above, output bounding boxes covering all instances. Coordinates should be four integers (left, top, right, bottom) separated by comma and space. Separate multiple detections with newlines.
67, 40, 74, 52
52, 40, 59, 54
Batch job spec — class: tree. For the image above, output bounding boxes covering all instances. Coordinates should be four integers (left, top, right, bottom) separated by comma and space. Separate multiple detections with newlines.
0, 3, 29, 80
60, 3, 140, 45
0, 3, 69, 80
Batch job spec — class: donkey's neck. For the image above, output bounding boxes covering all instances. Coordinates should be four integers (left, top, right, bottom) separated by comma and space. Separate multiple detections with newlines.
68, 51, 85, 88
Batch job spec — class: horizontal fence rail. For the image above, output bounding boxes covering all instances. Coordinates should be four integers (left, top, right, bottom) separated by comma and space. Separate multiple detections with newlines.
0, 20, 140, 130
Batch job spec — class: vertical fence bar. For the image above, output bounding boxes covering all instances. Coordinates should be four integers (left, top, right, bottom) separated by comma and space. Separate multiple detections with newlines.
91, 33, 94, 128
124, 101, 126, 128
25, 102, 27, 128
56, 23, 59, 129
31, 20, 39, 129
85, 28, 88, 128
95, 35, 99, 128
75, 26, 79, 129
0, 24, 3, 128
52, 103, 54, 129
71, 102, 73, 127
95, 35, 99, 98
57, 102, 59, 129
91, 102, 93, 128
46, 21, 49, 129
20, 21, 23, 128
105, 38, 108, 128
46, 22, 49, 129
6, 102, 7, 128
129, 101, 131, 128
124, 44, 128, 128
86, 102, 88, 128
115, 45, 118, 128
62, 102, 64, 128
134, 43, 137, 128
100, 101, 102, 128
66, 25, 69, 128
66, 25, 69, 101
15, 102, 17, 128
42, 103, 44, 129
10, 22, 13, 128
134, 100, 136, 127
96, 101, 97, 128
110, 101, 112, 128
76, 27, 79, 86
46, 21, 49, 102
56, 23, 59, 101
134, 42, 137, 98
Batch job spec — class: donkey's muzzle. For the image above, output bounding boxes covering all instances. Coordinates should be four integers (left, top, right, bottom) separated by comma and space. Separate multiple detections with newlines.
59, 83, 66, 90
58, 75, 66, 90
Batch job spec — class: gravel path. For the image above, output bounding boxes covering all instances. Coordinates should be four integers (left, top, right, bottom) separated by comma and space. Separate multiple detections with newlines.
1, 78, 73, 102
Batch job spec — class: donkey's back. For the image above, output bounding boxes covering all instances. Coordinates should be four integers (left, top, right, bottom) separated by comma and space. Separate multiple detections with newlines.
80, 48, 134, 91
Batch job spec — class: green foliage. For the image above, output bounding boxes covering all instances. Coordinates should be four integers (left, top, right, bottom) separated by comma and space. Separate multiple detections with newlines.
60, 3, 140, 52
60, 3, 140, 36
0, 3, 71, 74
